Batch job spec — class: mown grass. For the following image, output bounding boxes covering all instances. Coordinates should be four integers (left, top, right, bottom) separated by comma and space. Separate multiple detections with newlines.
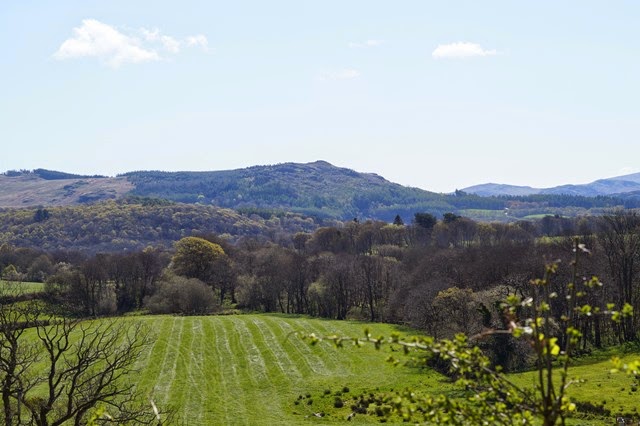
13, 313, 639, 425
125, 314, 447, 425
127, 315, 640, 425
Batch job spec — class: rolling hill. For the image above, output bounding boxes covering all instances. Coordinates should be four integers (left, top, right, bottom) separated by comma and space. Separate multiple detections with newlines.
0, 163, 480, 222
2, 163, 639, 225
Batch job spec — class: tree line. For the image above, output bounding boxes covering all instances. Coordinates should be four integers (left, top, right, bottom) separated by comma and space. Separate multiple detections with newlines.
2, 211, 639, 355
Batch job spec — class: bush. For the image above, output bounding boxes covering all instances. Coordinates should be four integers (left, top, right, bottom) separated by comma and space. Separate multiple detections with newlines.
144, 274, 219, 315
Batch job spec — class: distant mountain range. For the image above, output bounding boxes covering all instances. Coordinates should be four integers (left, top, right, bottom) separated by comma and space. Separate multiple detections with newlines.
462, 172, 640, 198
1, 162, 639, 222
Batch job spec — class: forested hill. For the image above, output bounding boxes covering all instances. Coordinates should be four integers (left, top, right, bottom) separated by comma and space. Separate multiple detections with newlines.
122, 161, 461, 221
2, 162, 640, 222
0, 200, 318, 253
119, 161, 640, 220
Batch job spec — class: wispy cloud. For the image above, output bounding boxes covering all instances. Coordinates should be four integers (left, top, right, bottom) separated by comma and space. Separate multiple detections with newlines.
432, 42, 498, 59
186, 35, 209, 51
319, 69, 361, 81
348, 39, 384, 49
54, 19, 210, 68
618, 167, 639, 176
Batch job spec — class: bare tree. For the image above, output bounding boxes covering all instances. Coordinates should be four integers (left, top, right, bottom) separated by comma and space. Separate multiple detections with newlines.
0, 302, 162, 425
598, 209, 640, 342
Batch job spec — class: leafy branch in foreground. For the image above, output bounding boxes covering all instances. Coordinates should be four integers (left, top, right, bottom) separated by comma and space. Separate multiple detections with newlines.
299, 238, 632, 425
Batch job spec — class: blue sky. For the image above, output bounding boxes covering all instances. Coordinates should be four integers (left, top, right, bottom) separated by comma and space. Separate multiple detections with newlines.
1, 1, 639, 192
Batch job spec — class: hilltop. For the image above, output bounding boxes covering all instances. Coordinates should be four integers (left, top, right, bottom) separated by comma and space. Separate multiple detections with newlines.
2, 163, 639, 223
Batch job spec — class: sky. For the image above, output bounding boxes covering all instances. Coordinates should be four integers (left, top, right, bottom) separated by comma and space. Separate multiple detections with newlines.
1, 1, 639, 193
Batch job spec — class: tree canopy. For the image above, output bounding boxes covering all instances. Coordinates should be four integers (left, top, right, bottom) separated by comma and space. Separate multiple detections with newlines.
171, 237, 226, 283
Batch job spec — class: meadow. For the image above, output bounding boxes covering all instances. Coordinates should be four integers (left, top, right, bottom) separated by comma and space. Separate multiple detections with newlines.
128, 314, 443, 425
99, 314, 639, 425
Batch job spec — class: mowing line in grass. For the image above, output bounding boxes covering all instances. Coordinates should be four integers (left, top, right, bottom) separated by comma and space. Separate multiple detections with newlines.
220, 317, 256, 425
294, 318, 353, 375
165, 317, 195, 416
250, 318, 303, 382
183, 318, 206, 425
211, 318, 246, 424
262, 317, 328, 376
200, 317, 230, 424
229, 317, 268, 384
135, 317, 176, 400
155, 317, 185, 407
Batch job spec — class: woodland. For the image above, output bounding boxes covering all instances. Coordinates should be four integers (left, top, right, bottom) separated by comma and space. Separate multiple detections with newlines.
2, 209, 639, 359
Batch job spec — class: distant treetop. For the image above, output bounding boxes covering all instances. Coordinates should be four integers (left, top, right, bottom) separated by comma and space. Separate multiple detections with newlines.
2, 169, 106, 180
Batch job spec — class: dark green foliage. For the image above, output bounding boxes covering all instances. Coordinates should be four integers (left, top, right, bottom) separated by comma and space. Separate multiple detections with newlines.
413, 212, 437, 229
33, 208, 50, 222
443, 212, 461, 223
32, 168, 106, 180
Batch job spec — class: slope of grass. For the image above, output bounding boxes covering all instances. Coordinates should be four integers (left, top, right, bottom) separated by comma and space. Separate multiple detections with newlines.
511, 347, 640, 423
14, 313, 638, 425
126, 314, 446, 425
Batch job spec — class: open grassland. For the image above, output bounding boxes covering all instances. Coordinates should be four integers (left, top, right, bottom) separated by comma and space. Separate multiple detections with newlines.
128, 314, 445, 425
0, 280, 45, 294
127, 315, 640, 425
16, 314, 640, 425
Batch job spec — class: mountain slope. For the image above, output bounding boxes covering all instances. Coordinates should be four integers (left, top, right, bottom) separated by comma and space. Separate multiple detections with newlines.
122, 161, 456, 221
0, 173, 133, 207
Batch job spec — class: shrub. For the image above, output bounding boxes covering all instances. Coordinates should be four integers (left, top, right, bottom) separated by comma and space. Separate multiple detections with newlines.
144, 274, 219, 315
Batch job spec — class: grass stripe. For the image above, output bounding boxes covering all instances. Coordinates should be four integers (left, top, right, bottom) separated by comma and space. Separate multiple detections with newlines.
262, 316, 328, 376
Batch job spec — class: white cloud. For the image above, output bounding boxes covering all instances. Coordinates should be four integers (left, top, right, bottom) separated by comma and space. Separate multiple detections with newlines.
432, 42, 498, 59
319, 69, 361, 81
186, 35, 210, 51
54, 19, 210, 68
348, 39, 384, 48
140, 28, 180, 53
54, 19, 159, 68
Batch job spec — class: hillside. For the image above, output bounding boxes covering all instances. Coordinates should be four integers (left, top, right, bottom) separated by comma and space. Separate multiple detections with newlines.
51, 314, 632, 425
2, 163, 639, 224
126, 315, 435, 425
122, 161, 462, 221
0, 173, 132, 207
0, 200, 318, 253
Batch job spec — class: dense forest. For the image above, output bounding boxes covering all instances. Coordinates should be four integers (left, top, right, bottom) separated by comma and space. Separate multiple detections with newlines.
0, 199, 322, 253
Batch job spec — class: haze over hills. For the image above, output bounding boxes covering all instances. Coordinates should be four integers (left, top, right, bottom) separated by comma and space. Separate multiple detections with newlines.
1, 162, 640, 223
462, 172, 640, 198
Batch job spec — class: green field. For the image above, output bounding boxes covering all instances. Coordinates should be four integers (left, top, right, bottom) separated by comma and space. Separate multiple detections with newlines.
511, 347, 640, 423
128, 314, 444, 425
0, 280, 45, 294
16, 313, 640, 425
